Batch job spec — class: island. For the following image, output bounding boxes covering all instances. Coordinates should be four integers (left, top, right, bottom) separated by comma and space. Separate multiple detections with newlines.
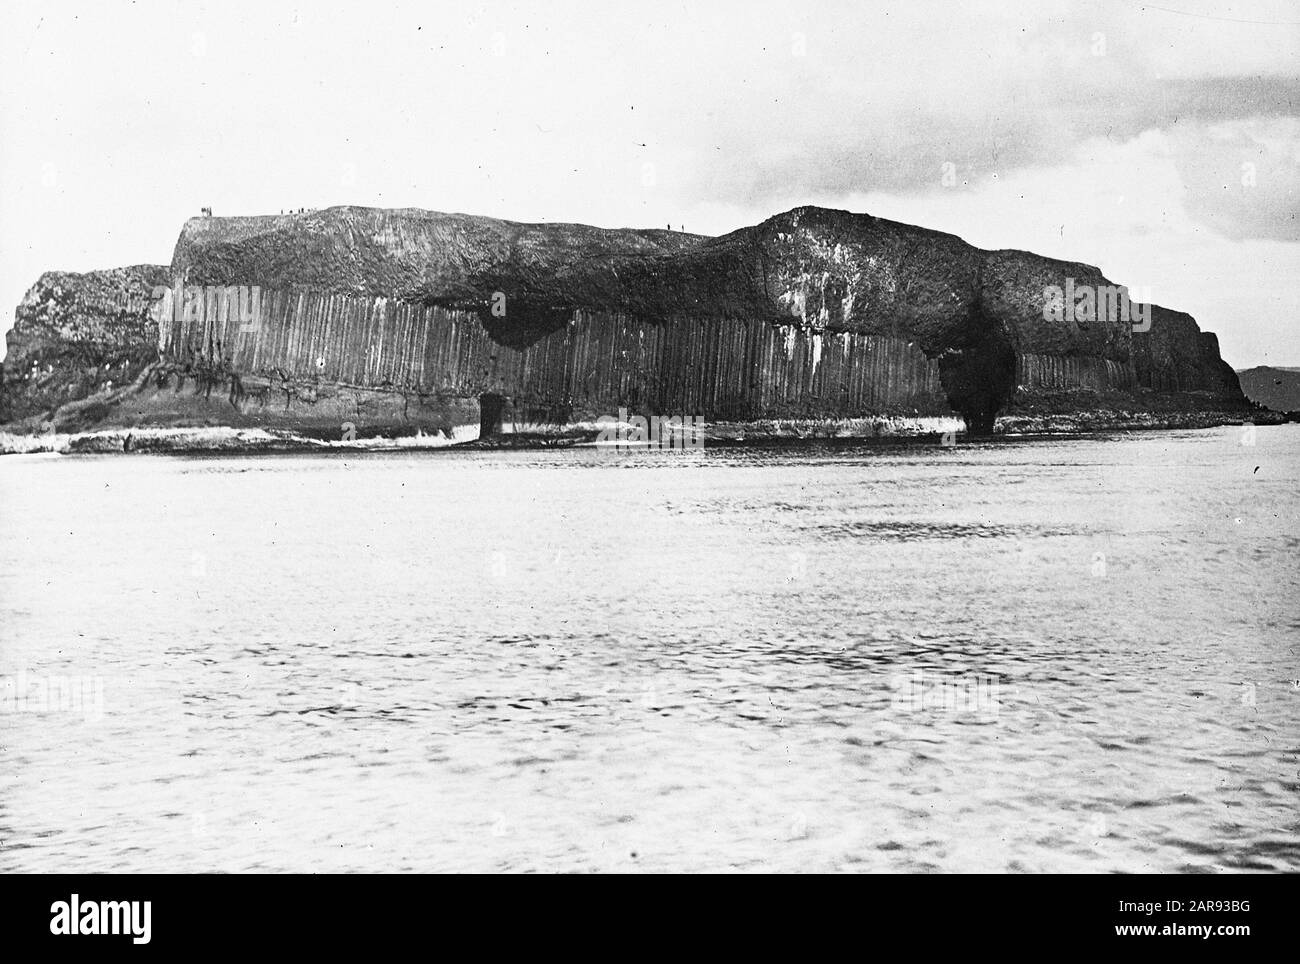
0, 205, 1277, 453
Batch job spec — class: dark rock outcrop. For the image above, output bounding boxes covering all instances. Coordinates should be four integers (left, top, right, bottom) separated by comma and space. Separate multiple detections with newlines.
1, 265, 168, 426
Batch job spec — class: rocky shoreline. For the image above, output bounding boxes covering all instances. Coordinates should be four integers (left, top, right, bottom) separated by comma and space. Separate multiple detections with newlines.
2, 407, 1287, 457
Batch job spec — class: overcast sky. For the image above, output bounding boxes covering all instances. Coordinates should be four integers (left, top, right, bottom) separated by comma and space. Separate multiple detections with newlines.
2, 0, 1296, 365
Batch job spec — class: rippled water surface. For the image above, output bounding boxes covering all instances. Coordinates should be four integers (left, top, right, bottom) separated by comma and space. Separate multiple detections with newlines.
1, 426, 1297, 872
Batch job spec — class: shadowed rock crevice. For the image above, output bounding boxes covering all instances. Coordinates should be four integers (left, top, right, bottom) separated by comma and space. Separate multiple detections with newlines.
478, 392, 507, 437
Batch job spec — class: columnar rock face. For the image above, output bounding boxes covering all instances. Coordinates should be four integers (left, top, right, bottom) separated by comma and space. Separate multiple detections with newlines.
1, 205, 1251, 437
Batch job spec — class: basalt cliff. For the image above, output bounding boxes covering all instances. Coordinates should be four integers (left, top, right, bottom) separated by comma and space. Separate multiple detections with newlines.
0, 205, 1259, 448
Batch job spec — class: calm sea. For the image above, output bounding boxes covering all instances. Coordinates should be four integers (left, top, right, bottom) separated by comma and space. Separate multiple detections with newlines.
1, 425, 1296, 872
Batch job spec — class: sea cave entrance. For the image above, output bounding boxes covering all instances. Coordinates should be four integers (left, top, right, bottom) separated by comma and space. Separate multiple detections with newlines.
936, 318, 1018, 436
479, 393, 507, 438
